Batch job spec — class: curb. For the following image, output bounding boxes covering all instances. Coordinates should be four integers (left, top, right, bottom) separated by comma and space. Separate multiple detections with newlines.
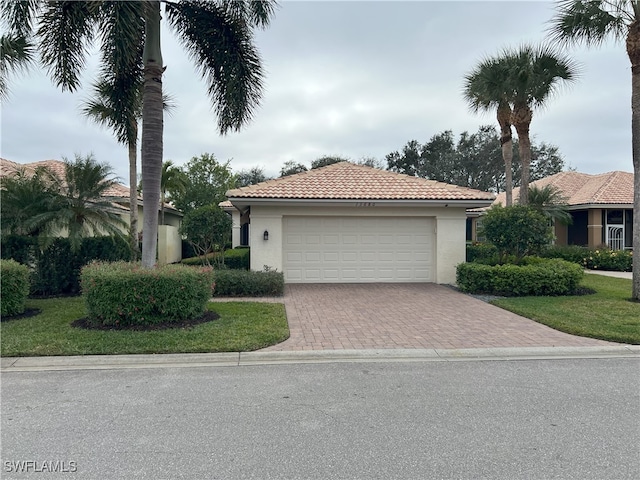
2, 345, 639, 372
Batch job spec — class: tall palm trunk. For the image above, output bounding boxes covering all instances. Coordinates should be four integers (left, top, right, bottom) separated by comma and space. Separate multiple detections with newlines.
512, 104, 533, 206
128, 126, 139, 261
627, 19, 640, 300
497, 102, 514, 206
141, 1, 163, 268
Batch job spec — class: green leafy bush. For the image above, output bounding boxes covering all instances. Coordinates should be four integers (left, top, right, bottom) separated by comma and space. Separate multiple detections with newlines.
480, 205, 553, 263
1, 235, 132, 296
81, 262, 215, 327
182, 247, 250, 270
582, 248, 632, 272
466, 242, 499, 263
0, 259, 31, 316
540, 245, 632, 272
213, 269, 284, 297
457, 258, 583, 296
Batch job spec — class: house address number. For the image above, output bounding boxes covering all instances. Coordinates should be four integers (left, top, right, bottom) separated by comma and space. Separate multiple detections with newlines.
355, 202, 376, 207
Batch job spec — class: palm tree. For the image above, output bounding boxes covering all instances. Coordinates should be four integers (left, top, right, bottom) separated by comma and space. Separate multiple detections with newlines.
548, 0, 640, 299
464, 57, 516, 206
160, 160, 187, 225
528, 184, 573, 225
82, 78, 142, 260
0, 166, 59, 237
0, 33, 35, 100
2, 0, 277, 268
27, 155, 128, 252
500, 44, 578, 206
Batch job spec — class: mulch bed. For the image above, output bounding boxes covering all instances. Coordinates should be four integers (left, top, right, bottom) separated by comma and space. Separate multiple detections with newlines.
1, 308, 42, 322
72, 310, 220, 331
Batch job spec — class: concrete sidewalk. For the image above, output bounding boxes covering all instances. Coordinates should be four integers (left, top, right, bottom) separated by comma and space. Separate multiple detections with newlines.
2, 345, 639, 372
586, 269, 633, 279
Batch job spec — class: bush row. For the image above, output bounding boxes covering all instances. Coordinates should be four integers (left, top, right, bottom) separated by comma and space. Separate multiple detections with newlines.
469, 243, 633, 272
456, 259, 584, 296
1, 235, 132, 296
0, 259, 31, 316
182, 247, 250, 270
213, 269, 284, 297
81, 262, 215, 327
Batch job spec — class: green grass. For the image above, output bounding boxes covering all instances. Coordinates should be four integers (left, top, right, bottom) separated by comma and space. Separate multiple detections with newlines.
492, 274, 640, 344
1, 298, 289, 357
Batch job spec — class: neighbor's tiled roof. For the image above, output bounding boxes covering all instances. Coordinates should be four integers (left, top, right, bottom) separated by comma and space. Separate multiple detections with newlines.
492, 170, 633, 207
226, 162, 495, 201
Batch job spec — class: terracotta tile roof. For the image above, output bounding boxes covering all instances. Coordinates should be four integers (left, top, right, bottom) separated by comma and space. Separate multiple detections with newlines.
491, 170, 633, 207
226, 162, 495, 201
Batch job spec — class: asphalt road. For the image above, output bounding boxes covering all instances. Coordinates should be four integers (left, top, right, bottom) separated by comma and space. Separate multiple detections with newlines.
2, 358, 639, 480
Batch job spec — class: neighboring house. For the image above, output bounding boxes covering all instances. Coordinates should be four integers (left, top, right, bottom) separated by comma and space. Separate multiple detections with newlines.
222, 162, 494, 284
468, 170, 634, 250
0, 158, 183, 230
1, 158, 184, 264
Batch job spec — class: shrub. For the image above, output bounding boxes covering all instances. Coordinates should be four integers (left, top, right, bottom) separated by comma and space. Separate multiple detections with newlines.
540, 245, 591, 264
81, 262, 215, 327
583, 248, 632, 272
466, 242, 499, 263
1, 235, 132, 296
182, 247, 250, 270
480, 205, 553, 263
457, 258, 583, 296
179, 205, 232, 266
0, 259, 31, 316
213, 269, 284, 297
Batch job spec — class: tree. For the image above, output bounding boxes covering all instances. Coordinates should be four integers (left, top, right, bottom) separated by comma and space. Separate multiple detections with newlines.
236, 166, 270, 187
280, 161, 308, 177
464, 56, 516, 205
171, 153, 236, 214
499, 44, 578, 205
1, 166, 59, 237
28, 154, 128, 252
160, 160, 187, 224
2, 0, 277, 268
0, 33, 35, 100
355, 156, 386, 169
179, 204, 232, 267
481, 205, 554, 263
548, 0, 639, 300
311, 156, 348, 169
528, 184, 573, 225
385, 127, 565, 193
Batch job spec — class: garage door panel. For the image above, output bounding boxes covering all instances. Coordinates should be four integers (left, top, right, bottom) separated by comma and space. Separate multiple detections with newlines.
284, 216, 433, 283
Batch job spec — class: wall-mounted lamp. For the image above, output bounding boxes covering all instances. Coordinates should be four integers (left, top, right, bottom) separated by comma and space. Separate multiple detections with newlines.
263, 230, 269, 241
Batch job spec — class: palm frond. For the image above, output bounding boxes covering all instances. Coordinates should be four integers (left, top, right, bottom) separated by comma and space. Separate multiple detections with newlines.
222, 0, 279, 29
0, 33, 36, 100
37, 1, 101, 91
166, 0, 266, 134
1, 0, 41, 37
548, 0, 631, 46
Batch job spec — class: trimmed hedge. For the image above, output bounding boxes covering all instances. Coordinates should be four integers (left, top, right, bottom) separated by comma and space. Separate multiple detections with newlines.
0, 259, 31, 316
457, 258, 584, 296
1, 235, 132, 296
81, 262, 215, 327
540, 245, 632, 272
182, 247, 250, 270
466, 242, 499, 263
213, 269, 284, 297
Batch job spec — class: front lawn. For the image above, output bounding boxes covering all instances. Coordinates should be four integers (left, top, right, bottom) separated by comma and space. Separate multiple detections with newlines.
1, 298, 289, 357
492, 274, 640, 344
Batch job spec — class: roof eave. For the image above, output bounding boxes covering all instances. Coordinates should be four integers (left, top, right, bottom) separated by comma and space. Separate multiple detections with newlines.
227, 197, 495, 209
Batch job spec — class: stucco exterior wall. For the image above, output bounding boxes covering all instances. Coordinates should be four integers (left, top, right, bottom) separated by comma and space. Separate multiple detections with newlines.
248, 204, 467, 284
157, 225, 182, 265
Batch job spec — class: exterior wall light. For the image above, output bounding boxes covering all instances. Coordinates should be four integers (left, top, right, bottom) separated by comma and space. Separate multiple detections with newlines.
263, 230, 269, 241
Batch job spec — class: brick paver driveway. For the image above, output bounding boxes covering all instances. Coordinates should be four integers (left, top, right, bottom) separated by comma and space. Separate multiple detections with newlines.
262, 283, 617, 351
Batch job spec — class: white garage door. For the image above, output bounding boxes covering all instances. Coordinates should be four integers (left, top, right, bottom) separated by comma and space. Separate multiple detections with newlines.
283, 216, 434, 283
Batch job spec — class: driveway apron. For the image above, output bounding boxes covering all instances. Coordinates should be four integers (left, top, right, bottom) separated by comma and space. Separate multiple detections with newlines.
261, 283, 617, 351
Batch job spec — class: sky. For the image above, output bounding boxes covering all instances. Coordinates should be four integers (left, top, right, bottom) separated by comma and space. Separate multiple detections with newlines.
0, 0, 632, 187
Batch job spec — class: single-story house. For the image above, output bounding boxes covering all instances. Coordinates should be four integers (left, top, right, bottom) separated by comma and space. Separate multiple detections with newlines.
222, 162, 495, 284
1, 158, 184, 263
467, 170, 634, 250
